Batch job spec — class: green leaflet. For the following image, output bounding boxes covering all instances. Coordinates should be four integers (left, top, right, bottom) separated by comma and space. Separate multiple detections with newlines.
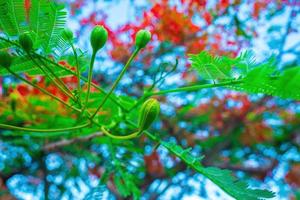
189, 51, 232, 80
113, 166, 141, 200
158, 140, 275, 200
28, 0, 67, 54
189, 51, 256, 80
198, 167, 275, 200
0, 0, 68, 57
231, 65, 300, 100
0, 0, 28, 36
190, 51, 300, 100
41, 4, 68, 55
0, 56, 41, 75
275, 67, 300, 99
0, 56, 70, 76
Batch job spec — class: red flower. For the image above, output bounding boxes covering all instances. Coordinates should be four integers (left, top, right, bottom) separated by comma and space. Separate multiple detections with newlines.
17, 84, 30, 96
203, 11, 213, 25
144, 151, 165, 177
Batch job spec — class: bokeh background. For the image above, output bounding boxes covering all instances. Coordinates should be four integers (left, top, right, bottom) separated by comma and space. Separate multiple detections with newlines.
1, 0, 300, 199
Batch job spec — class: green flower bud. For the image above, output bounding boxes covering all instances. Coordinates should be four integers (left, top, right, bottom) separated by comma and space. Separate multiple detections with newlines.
0, 51, 13, 68
19, 33, 33, 52
62, 28, 73, 41
135, 29, 151, 49
90, 25, 108, 53
138, 98, 160, 131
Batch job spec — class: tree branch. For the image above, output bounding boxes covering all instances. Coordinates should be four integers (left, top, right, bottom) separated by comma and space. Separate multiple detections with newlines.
42, 132, 103, 151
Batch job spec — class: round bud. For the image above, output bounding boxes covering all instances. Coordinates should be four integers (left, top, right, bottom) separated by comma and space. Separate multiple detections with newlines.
135, 29, 151, 49
138, 98, 160, 131
0, 51, 13, 68
19, 33, 33, 52
90, 25, 108, 53
62, 28, 73, 41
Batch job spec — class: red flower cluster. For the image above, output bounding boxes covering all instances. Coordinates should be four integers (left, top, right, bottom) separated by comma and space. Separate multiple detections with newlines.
185, 93, 275, 145
285, 163, 300, 188
144, 151, 165, 177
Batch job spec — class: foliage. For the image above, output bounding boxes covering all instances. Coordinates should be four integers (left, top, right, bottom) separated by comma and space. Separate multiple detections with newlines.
0, 0, 299, 199
189, 51, 300, 100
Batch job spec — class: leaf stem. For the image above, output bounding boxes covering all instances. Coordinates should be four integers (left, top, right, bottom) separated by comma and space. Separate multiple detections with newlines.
0, 122, 90, 133
0, 37, 123, 110
82, 51, 96, 112
70, 43, 82, 106
6, 68, 81, 113
37, 56, 75, 99
90, 48, 140, 119
100, 127, 140, 140
25, 51, 127, 110
148, 80, 243, 96
29, 54, 76, 101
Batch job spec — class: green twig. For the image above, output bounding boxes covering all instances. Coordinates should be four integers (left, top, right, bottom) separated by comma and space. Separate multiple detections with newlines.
34, 52, 126, 110
0, 122, 90, 133
37, 56, 75, 99
148, 80, 243, 96
0, 37, 125, 110
90, 48, 140, 119
70, 43, 82, 105
6, 68, 81, 113
29, 54, 76, 101
101, 127, 140, 140
82, 51, 96, 112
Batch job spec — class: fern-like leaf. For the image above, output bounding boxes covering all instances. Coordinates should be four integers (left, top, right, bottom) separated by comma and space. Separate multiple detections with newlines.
198, 167, 275, 200
190, 51, 300, 100
0, 55, 72, 76
189, 51, 257, 80
41, 4, 67, 54
0, 0, 28, 36
189, 52, 232, 79
158, 140, 275, 200
0, 56, 40, 75
28, 0, 67, 56
274, 67, 300, 99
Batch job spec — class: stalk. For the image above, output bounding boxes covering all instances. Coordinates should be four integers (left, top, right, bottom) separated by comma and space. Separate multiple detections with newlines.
90, 48, 140, 119
6, 68, 81, 113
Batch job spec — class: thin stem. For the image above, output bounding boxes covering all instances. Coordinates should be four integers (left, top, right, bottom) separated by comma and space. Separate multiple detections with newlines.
83, 51, 96, 112
101, 127, 140, 140
0, 36, 19, 46
90, 48, 140, 119
0, 122, 90, 133
148, 80, 243, 96
30, 51, 127, 111
127, 79, 242, 113
70, 43, 82, 105
37, 56, 75, 99
6, 68, 81, 113
0, 37, 123, 110
29, 54, 76, 101
126, 120, 157, 141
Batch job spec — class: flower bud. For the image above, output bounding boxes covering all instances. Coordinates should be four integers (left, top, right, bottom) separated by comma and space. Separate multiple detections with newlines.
138, 98, 160, 131
0, 51, 13, 68
62, 28, 73, 41
19, 33, 33, 52
135, 29, 151, 49
90, 25, 108, 53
